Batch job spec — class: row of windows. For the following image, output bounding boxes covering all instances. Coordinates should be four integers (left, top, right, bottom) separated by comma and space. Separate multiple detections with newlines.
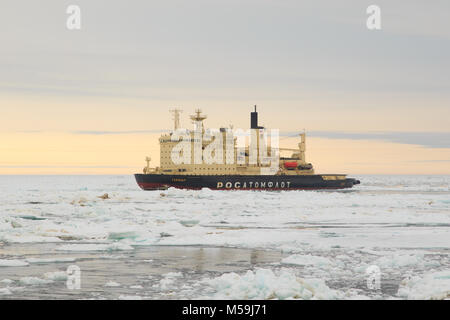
196, 167, 236, 170
162, 167, 236, 171
161, 151, 234, 155
160, 139, 202, 143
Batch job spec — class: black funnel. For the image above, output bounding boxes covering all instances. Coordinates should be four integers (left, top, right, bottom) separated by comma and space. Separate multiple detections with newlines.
251, 105, 258, 129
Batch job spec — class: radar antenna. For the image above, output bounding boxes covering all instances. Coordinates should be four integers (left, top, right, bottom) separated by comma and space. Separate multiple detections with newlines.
190, 108, 207, 132
190, 108, 207, 122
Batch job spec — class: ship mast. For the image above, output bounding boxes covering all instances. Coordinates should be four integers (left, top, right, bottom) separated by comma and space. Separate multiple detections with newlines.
299, 131, 306, 164
170, 108, 183, 130
190, 108, 207, 132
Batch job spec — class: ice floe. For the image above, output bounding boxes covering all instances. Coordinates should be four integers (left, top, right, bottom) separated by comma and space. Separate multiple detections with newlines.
397, 270, 450, 300
158, 272, 184, 291
0, 259, 29, 267
44, 271, 68, 281
56, 242, 134, 252
105, 281, 121, 287
118, 295, 143, 300
281, 254, 333, 267
0, 288, 12, 295
130, 285, 143, 289
0, 279, 14, 284
202, 268, 342, 300
26, 257, 76, 264
19, 277, 53, 286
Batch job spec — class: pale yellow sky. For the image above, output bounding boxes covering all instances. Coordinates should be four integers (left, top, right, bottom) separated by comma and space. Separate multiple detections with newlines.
1, 97, 449, 175
2, 94, 450, 133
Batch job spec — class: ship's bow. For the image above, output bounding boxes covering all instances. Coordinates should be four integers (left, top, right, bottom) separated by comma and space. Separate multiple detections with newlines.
134, 174, 168, 190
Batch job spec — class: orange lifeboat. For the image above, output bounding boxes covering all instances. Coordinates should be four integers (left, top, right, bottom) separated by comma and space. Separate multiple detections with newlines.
284, 161, 298, 169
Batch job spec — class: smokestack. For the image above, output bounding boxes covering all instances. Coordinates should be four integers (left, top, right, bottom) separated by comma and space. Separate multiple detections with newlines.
251, 105, 258, 129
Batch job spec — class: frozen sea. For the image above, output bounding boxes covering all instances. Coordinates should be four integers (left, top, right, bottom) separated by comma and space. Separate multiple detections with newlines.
0, 175, 449, 300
